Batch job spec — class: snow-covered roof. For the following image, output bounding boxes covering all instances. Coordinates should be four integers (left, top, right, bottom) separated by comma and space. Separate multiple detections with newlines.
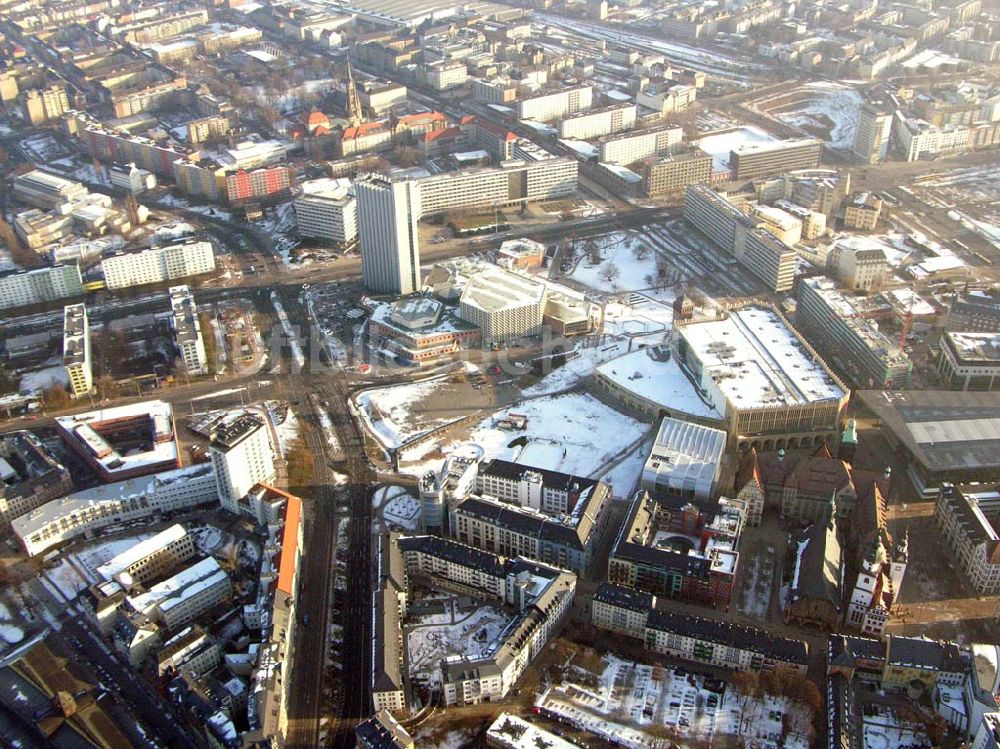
55, 400, 178, 475
596, 347, 724, 422
486, 713, 577, 749
97, 523, 188, 582
678, 307, 845, 408
128, 556, 228, 616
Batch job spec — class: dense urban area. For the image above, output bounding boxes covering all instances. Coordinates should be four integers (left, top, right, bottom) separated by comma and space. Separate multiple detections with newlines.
0, 0, 1000, 748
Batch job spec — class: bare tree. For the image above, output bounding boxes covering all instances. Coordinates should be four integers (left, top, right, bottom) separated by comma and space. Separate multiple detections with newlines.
599, 261, 621, 286
584, 238, 602, 265
633, 242, 651, 260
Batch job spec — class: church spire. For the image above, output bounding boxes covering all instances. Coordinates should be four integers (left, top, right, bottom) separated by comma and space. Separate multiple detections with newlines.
345, 58, 363, 128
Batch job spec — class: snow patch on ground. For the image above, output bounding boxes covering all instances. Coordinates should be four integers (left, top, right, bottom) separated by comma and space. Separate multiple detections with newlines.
773, 82, 863, 150
355, 377, 452, 450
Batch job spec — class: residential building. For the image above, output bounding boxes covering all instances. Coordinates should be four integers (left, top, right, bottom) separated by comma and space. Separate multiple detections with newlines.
458, 265, 547, 344
356, 711, 415, 749
748, 204, 802, 245
599, 125, 683, 165
742, 227, 797, 292
0, 431, 72, 527
425, 60, 467, 90
169, 285, 208, 376
13, 464, 217, 557
844, 192, 884, 231
388, 534, 576, 708
472, 77, 517, 105
730, 139, 823, 181
109, 163, 156, 194
414, 158, 578, 217
558, 104, 636, 140
356, 174, 422, 295
0, 264, 83, 310
853, 104, 893, 164
936, 484, 1000, 595
938, 332, 1000, 391
643, 149, 712, 196
101, 242, 216, 290
124, 556, 232, 630
156, 626, 220, 679
516, 85, 593, 122
224, 165, 292, 205
826, 244, 887, 291
63, 303, 92, 399
797, 277, 913, 389
640, 418, 726, 504
96, 523, 196, 590
210, 414, 277, 516
294, 178, 358, 246
21, 84, 71, 124
450, 460, 613, 576
593, 582, 808, 673
13, 170, 88, 210
609, 490, 744, 607
55, 400, 180, 482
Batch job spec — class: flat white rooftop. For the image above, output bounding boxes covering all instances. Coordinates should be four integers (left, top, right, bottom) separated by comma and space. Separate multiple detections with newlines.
679, 307, 844, 408
596, 347, 724, 423
460, 266, 546, 314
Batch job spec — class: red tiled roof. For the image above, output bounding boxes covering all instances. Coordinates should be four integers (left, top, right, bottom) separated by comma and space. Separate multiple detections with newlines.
422, 126, 462, 143
276, 489, 302, 596
342, 122, 388, 140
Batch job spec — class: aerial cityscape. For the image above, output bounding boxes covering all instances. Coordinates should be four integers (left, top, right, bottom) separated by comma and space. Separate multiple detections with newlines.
0, 0, 998, 747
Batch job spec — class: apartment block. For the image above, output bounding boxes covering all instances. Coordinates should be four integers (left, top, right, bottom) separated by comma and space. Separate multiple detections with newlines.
63, 304, 92, 399
558, 103, 636, 140
101, 242, 216, 290
0, 264, 83, 311
21, 84, 71, 125
853, 104, 893, 164
593, 583, 808, 674
169, 285, 208, 376
599, 125, 683, 165
516, 85, 593, 122
826, 244, 887, 291
96, 523, 196, 590
643, 149, 712, 196
225, 165, 292, 205
356, 174, 422, 296
742, 227, 797, 293
124, 556, 232, 631
210, 414, 277, 516
14, 465, 218, 557
935, 484, 1000, 595
0, 432, 72, 527
730, 139, 823, 180
293, 178, 358, 245
609, 490, 744, 607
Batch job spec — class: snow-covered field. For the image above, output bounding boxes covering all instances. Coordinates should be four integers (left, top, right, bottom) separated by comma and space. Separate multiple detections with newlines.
569, 231, 661, 293
354, 377, 454, 449
738, 546, 776, 619
862, 707, 931, 749
408, 604, 511, 685
769, 82, 863, 150
20, 364, 68, 394
693, 126, 776, 171
539, 656, 811, 749
401, 392, 649, 478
